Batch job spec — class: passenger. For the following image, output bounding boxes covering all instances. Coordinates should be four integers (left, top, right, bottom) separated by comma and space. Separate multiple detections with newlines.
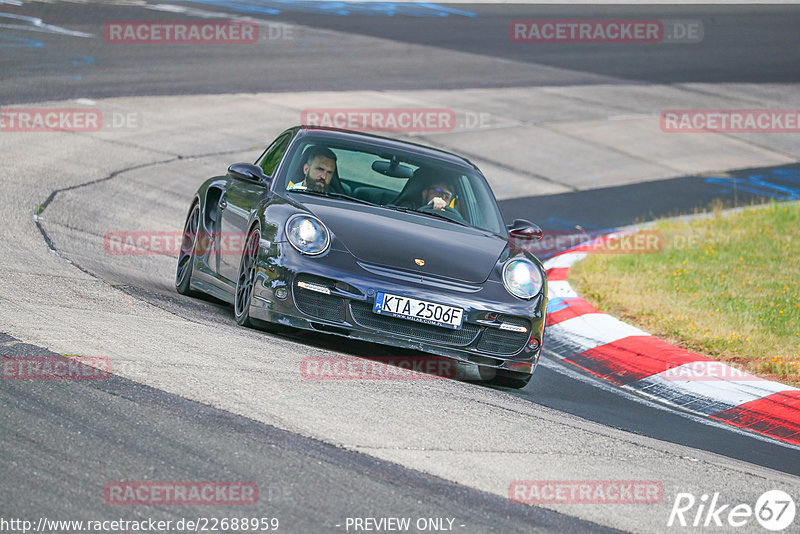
288, 146, 337, 192
403, 167, 457, 212
420, 181, 455, 211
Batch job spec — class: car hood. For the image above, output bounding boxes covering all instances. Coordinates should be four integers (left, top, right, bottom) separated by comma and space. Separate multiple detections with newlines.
295, 196, 507, 284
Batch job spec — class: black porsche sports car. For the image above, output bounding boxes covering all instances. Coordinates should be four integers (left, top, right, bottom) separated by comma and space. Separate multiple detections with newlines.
176, 126, 547, 388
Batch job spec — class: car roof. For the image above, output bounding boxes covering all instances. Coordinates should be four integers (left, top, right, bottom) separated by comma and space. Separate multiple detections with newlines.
295, 125, 478, 171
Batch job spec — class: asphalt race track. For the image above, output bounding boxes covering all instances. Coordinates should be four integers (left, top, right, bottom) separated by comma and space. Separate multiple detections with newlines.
1, 1, 800, 533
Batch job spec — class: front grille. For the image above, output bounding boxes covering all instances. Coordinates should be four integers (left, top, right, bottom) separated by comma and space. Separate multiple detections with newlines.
294, 276, 346, 323
476, 316, 530, 355
350, 302, 479, 346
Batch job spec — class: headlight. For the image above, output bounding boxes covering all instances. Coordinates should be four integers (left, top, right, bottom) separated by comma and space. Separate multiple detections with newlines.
502, 259, 543, 299
285, 214, 330, 255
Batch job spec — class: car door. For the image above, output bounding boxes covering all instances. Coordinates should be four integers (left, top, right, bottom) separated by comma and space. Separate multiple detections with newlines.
218, 131, 293, 282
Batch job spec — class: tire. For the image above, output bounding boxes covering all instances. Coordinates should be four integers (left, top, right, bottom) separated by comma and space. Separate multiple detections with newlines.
234, 228, 261, 328
175, 203, 201, 296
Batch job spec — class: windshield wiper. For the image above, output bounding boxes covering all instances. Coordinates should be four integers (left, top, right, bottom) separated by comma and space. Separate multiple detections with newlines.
290, 189, 378, 206
384, 205, 472, 228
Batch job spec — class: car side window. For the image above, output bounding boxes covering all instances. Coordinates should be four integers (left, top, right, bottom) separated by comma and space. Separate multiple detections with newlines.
257, 133, 292, 177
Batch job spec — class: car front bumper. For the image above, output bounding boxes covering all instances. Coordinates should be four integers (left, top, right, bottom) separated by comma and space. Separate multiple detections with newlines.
248, 244, 547, 376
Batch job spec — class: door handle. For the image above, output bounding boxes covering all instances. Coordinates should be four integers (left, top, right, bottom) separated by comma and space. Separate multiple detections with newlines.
219, 198, 227, 209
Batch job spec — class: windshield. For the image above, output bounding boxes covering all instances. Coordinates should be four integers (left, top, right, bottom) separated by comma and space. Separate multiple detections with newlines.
281, 137, 506, 235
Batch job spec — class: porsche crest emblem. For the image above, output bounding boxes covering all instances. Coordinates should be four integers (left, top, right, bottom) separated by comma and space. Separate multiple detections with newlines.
414, 258, 425, 266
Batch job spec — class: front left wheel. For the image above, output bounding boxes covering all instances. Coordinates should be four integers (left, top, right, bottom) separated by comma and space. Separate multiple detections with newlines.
176, 203, 200, 296
234, 228, 261, 328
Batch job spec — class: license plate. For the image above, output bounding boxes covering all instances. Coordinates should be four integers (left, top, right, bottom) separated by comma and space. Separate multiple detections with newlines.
373, 292, 464, 330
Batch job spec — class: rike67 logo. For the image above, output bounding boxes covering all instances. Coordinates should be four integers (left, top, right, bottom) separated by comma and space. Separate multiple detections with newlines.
668, 490, 796, 531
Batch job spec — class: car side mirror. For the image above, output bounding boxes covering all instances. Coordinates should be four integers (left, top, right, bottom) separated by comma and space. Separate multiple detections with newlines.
227, 163, 270, 184
507, 218, 543, 241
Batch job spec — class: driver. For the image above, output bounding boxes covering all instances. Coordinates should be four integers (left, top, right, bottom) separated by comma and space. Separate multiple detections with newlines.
288, 146, 337, 192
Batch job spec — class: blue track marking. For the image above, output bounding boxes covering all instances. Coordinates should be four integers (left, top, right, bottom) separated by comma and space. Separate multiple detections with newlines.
70, 55, 95, 66
546, 297, 576, 314
166, 0, 477, 18
705, 167, 800, 201
0, 35, 43, 48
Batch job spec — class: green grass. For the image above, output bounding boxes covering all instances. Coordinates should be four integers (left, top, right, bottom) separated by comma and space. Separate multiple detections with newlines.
570, 201, 800, 387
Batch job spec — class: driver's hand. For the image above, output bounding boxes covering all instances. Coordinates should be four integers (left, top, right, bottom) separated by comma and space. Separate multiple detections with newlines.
428, 197, 447, 210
